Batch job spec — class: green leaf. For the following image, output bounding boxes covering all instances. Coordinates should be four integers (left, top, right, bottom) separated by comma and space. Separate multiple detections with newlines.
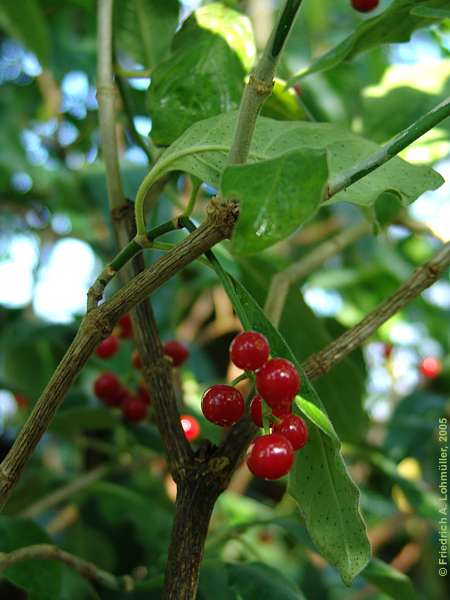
0, 517, 62, 599
295, 396, 339, 443
288, 0, 450, 83
363, 559, 418, 600
228, 563, 306, 600
221, 149, 328, 255
147, 3, 255, 145
0, 0, 50, 67
236, 256, 369, 443
150, 112, 442, 217
228, 276, 370, 585
410, 5, 450, 18
115, 0, 180, 70
50, 406, 121, 436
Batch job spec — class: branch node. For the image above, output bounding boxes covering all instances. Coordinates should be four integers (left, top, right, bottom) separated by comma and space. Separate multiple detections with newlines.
207, 198, 239, 238
248, 74, 274, 97
111, 200, 134, 224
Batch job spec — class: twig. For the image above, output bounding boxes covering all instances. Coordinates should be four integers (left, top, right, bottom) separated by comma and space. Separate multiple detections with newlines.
115, 73, 154, 163
0, 544, 135, 592
227, 0, 305, 165
20, 464, 110, 518
302, 241, 450, 380
327, 96, 450, 199
264, 220, 371, 326
97, 0, 124, 210
97, 0, 191, 478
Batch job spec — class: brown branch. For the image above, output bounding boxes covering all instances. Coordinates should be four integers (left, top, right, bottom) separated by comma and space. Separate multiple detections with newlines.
264, 220, 371, 326
0, 544, 135, 592
0, 202, 237, 510
302, 241, 450, 380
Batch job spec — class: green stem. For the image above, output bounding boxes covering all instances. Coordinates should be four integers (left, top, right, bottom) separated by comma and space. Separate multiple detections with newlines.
227, 0, 305, 165
182, 177, 202, 217
114, 66, 152, 78
134, 145, 230, 237
328, 95, 450, 198
110, 219, 178, 272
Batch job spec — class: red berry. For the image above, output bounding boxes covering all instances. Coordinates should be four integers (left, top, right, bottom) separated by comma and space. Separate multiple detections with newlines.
249, 395, 292, 428
14, 393, 28, 409
246, 433, 294, 480
136, 385, 151, 405
201, 384, 244, 427
180, 415, 201, 442
102, 386, 127, 407
117, 314, 133, 339
420, 357, 442, 379
93, 372, 121, 399
95, 335, 119, 359
122, 396, 148, 422
351, 0, 379, 13
230, 330, 270, 371
163, 340, 189, 367
132, 349, 142, 370
273, 414, 308, 450
256, 358, 300, 408
293, 84, 302, 96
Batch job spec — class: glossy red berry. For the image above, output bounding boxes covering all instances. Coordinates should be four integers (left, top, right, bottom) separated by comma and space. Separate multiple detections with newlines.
95, 335, 119, 359
230, 331, 270, 371
246, 433, 294, 480
117, 314, 133, 339
132, 349, 142, 370
273, 414, 308, 450
180, 415, 201, 442
420, 357, 442, 379
163, 340, 189, 367
201, 384, 244, 427
249, 395, 292, 428
102, 387, 127, 407
93, 372, 121, 399
122, 396, 148, 422
351, 0, 379, 13
256, 358, 300, 408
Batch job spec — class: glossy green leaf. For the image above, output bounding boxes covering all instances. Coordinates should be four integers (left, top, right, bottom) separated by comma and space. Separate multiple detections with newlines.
115, 0, 180, 70
228, 276, 370, 585
0, 0, 50, 67
147, 3, 255, 145
236, 256, 369, 443
363, 559, 418, 600
295, 396, 339, 443
228, 563, 306, 600
0, 517, 62, 599
221, 148, 328, 254
288, 0, 450, 83
150, 112, 442, 215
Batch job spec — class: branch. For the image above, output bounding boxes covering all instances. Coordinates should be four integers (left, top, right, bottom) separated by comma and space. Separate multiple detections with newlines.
302, 241, 450, 380
0, 544, 135, 592
264, 220, 371, 326
327, 96, 450, 199
96, 0, 124, 210
227, 0, 305, 165
0, 201, 237, 510
97, 1, 191, 476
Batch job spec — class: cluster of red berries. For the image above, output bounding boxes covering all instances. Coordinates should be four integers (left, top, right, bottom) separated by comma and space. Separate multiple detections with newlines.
351, 0, 379, 13
93, 314, 194, 435
201, 331, 308, 480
